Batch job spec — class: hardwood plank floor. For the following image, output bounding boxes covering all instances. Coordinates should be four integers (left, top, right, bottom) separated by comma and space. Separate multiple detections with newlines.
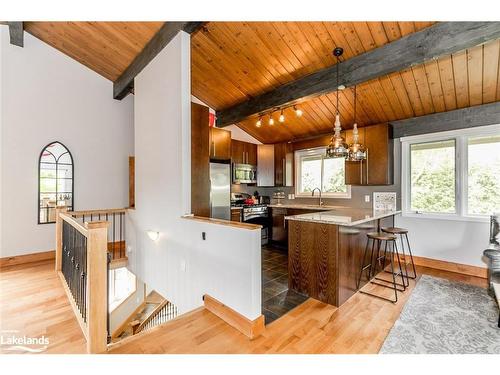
0, 260, 87, 354
0, 260, 487, 354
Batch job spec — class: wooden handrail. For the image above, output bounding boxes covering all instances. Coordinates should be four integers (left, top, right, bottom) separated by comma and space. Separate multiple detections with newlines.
68, 207, 128, 217
60, 212, 89, 237
135, 300, 169, 334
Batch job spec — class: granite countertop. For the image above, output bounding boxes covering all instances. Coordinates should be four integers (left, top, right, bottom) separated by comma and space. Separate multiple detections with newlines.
285, 208, 401, 227
268, 203, 346, 211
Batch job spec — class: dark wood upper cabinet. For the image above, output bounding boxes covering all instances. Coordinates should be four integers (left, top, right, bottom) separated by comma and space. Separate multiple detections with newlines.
274, 142, 294, 187
231, 139, 245, 164
231, 139, 257, 165
345, 123, 393, 186
209, 127, 231, 161
245, 142, 257, 165
191, 103, 210, 217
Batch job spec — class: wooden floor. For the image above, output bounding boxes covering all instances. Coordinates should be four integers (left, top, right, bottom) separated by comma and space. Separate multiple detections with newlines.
0, 260, 487, 354
0, 260, 87, 354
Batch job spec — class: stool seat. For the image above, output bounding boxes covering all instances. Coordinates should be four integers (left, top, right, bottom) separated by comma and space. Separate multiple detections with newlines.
367, 232, 397, 241
382, 227, 408, 235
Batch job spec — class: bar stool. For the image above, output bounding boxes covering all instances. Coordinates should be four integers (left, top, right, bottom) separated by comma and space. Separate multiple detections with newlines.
356, 231, 406, 303
381, 227, 417, 283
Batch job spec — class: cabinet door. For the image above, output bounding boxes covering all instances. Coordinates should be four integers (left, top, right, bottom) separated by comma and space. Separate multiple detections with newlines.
364, 123, 393, 185
231, 139, 245, 164
230, 209, 242, 222
274, 143, 293, 187
210, 127, 231, 161
257, 145, 275, 186
271, 208, 287, 243
246, 142, 258, 165
344, 123, 393, 186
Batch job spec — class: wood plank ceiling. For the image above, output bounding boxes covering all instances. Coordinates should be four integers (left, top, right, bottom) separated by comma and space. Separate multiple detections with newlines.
191, 22, 500, 143
24, 22, 164, 81
23, 22, 500, 144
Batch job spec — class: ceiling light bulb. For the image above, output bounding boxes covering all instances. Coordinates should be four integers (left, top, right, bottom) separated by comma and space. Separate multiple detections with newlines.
256, 117, 262, 127
269, 117, 274, 126
279, 110, 285, 123
294, 106, 303, 117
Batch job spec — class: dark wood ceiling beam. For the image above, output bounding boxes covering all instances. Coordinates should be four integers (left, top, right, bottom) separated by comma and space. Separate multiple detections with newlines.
3, 22, 24, 47
391, 102, 500, 138
216, 22, 500, 127
113, 21, 205, 100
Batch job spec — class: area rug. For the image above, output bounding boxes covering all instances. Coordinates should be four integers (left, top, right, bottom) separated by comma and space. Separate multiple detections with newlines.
379, 274, 500, 354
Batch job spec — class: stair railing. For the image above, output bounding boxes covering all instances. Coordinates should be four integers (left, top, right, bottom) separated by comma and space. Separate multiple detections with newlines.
134, 300, 178, 334
56, 206, 109, 353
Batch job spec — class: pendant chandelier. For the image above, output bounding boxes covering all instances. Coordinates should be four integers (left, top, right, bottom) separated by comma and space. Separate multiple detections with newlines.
326, 47, 348, 158
347, 85, 367, 162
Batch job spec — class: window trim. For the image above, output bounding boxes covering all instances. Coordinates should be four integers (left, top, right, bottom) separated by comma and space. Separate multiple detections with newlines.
38, 141, 74, 225
294, 146, 351, 199
401, 124, 500, 222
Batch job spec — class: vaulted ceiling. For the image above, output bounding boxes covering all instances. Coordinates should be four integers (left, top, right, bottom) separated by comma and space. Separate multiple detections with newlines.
22, 22, 500, 144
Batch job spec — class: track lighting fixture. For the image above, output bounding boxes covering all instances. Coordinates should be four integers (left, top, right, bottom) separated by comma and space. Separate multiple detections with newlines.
279, 109, 285, 123
294, 105, 303, 117
268, 114, 274, 126
256, 116, 262, 127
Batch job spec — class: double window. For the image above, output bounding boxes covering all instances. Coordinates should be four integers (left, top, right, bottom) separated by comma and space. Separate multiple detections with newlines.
295, 147, 351, 198
401, 125, 500, 220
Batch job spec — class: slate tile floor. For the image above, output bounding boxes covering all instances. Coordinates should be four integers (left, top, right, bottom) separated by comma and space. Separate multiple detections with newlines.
261, 245, 308, 324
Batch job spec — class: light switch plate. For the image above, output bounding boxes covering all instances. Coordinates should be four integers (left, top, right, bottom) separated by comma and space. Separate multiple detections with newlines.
364, 195, 370, 203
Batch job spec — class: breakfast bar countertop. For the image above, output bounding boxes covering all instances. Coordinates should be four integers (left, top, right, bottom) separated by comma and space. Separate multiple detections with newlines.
285, 208, 401, 227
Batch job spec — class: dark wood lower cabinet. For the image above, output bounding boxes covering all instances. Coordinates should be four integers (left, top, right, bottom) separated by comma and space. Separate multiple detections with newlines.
230, 209, 242, 222
288, 215, 394, 307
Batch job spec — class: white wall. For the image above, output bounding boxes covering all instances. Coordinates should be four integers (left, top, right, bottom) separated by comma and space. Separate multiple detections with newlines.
0, 29, 134, 257
128, 31, 261, 320
393, 141, 489, 268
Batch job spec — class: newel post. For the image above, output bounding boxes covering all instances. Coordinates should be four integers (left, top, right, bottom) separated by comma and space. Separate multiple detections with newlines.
55, 206, 68, 272
86, 221, 109, 354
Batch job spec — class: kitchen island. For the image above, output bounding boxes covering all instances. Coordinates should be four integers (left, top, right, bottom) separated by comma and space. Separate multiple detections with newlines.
285, 208, 401, 307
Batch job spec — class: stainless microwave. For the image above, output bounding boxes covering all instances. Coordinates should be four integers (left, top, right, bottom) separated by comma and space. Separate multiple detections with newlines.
232, 163, 257, 184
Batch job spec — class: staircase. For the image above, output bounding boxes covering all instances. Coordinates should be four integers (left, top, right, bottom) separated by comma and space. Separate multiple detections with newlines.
112, 291, 178, 342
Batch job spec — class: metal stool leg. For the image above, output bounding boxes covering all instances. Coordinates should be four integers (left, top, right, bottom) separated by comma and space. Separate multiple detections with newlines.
356, 238, 372, 289
404, 233, 417, 279
375, 239, 406, 292
360, 239, 399, 303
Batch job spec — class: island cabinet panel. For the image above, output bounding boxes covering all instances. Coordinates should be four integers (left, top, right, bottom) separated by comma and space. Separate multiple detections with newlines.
337, 215, 394, 305
288, 220, 338, 306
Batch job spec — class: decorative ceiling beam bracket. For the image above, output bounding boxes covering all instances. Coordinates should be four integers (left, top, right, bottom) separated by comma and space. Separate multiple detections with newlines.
216, 22, 500, 127
113, 21, 206, 100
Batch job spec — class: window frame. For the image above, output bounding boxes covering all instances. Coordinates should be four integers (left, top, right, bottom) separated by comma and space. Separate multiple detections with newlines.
38, 141, 74, 225
401, 124, 500, 222
294, 146, 351, 199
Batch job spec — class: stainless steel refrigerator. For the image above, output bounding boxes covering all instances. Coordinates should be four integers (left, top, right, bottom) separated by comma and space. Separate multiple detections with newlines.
209, 162, 231, 220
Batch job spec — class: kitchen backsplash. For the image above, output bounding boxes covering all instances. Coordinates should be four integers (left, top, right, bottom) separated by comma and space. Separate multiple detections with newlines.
231, 184, 401, 210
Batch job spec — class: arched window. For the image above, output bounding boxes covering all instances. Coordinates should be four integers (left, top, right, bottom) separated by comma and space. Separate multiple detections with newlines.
38, 142, 74, 224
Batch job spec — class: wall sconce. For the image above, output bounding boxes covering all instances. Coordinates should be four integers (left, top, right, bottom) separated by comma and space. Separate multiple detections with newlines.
147, 230, 160, 241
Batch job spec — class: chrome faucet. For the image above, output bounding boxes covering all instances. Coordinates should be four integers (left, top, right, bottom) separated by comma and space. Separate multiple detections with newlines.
311, 187, 323, 206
